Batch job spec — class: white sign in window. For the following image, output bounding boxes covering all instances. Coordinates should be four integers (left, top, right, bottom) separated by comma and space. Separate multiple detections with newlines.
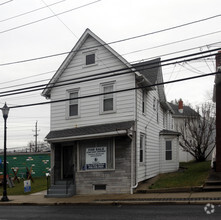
86, 147, 107, 170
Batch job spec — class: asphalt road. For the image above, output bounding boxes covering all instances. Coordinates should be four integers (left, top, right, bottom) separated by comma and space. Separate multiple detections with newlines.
0, 205, 220, 219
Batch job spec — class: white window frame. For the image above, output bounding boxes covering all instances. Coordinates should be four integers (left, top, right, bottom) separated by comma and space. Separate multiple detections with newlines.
165, 140, 172, 161
153, 97, 156, 110
156, 99, 159, 123
142, 89, 146, 115
82, 49, 98, 67
100, 81, 116, 114
139, 133, 145, 164
66, 88, 80, 119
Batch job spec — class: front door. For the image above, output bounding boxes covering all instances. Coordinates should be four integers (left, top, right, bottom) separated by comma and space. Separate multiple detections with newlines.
63, 146, 73, 179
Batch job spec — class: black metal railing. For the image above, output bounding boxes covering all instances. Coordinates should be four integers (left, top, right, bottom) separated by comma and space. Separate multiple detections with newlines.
46, 164, 75, 196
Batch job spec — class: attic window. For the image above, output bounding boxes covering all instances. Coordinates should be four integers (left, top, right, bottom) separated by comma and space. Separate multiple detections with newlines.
86, 53, 95, 65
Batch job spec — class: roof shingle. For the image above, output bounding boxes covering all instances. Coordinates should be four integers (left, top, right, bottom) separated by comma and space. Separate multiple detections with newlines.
46, 121, 135, 140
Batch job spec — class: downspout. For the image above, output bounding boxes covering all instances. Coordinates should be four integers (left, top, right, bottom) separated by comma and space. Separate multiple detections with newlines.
130, 129, 138, 194
130, 79, 138, 194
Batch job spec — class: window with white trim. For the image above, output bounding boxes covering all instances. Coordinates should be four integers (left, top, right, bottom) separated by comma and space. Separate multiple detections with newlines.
86, 53, 95, 65
83, 50, 97, 66
156, 100, 159, 123
165, 140, 172, 160
140, 133, 145, 163
142, 90, 146, 114
100, 82, 116, 113
153, 97, 156, 110
78, 138, 114, 171
68, 89, 79, 117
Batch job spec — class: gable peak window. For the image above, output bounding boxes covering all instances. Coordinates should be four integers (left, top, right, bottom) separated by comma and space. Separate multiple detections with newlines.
86, 53, 95, 65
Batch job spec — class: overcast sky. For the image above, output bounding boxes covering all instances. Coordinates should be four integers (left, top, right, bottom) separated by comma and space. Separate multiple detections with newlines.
0, 0, 220, 148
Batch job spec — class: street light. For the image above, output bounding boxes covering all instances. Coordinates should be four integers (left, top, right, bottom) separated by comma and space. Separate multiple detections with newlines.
1, 102, 9, 202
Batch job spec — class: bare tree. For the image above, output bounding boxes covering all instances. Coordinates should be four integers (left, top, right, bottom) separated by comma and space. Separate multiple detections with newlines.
179, 102, 216, 162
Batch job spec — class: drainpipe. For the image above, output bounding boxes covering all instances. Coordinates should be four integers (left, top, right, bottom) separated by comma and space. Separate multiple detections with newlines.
130, 79, 138, 194
128, 128, 138, 194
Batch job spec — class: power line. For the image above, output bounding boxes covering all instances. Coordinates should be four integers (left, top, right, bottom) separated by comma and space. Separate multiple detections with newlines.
0, 47, 220, 97
0, 0, 13, 6
123, 30, 221, 57
1, 40, 220, 93
1, 13, 221, 66
8, 71, 220, 109
0, 0, 67, 23
41, 0, 78, 39
0, 0, 101, 35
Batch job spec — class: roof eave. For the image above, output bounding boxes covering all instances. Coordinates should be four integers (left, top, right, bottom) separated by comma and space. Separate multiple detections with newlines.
45, 130, 127, 143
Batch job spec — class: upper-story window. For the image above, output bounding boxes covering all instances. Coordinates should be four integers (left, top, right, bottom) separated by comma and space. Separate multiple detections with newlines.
153, 97, 156, 110
140, 133, 145, 163
100, 82, 116, 114
67, 89, 80, 118
156, 99, 159, 123
142, 90, 146, 114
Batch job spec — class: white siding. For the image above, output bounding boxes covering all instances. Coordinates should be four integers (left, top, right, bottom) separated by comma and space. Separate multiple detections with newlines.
136, 86, 164, 182
50, 36, 136, 130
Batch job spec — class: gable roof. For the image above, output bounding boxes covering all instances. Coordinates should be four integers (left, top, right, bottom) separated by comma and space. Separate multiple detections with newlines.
133, 58, 173, 111
132, 58, 160, 84
169, 102, 199, 117
42, 28, 140, 98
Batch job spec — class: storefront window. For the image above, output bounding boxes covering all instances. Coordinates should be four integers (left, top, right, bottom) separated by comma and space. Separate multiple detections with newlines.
79, 138, 114, 171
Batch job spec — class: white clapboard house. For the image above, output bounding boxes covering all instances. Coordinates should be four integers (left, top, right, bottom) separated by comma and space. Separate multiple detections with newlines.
42, 29, 180, 197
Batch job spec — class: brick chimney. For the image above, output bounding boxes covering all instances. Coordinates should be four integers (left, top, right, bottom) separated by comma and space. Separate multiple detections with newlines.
178, 99, 183, 114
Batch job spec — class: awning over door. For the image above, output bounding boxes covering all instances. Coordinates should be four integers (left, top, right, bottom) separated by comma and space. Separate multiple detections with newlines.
45, 121, 134, 142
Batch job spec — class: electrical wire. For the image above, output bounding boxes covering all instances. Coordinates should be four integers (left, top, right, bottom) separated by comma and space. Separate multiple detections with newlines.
1, 40, 220, 93
7, 71, 220, 109
1, 14, 221, 66
0, 0, 13, 6
0, 47, 220, 97
123, 30, 221, 57
0, 0, 101, 35
0, 0, 67, 23
41, 0, 78, 39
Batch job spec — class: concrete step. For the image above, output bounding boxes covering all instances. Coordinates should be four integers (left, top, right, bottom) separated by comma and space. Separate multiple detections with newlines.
55, 180, 68, 185
203, 185, 221, 191
204, 180, 221, 186
48, 188, 74, 195
50, 184, 73, 190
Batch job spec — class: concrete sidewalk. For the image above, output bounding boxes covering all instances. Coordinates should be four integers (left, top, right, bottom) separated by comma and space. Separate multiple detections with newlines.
0, 191, 221, 206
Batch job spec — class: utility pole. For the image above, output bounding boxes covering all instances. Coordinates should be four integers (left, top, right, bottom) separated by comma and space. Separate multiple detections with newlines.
33, 121, 40, 152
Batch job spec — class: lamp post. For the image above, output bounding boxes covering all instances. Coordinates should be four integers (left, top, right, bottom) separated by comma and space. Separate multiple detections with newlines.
1, 103, 9, 202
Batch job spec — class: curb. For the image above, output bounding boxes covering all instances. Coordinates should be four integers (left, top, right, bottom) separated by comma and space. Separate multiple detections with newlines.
0, 200, 221, 206
136, 186, 203, 193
